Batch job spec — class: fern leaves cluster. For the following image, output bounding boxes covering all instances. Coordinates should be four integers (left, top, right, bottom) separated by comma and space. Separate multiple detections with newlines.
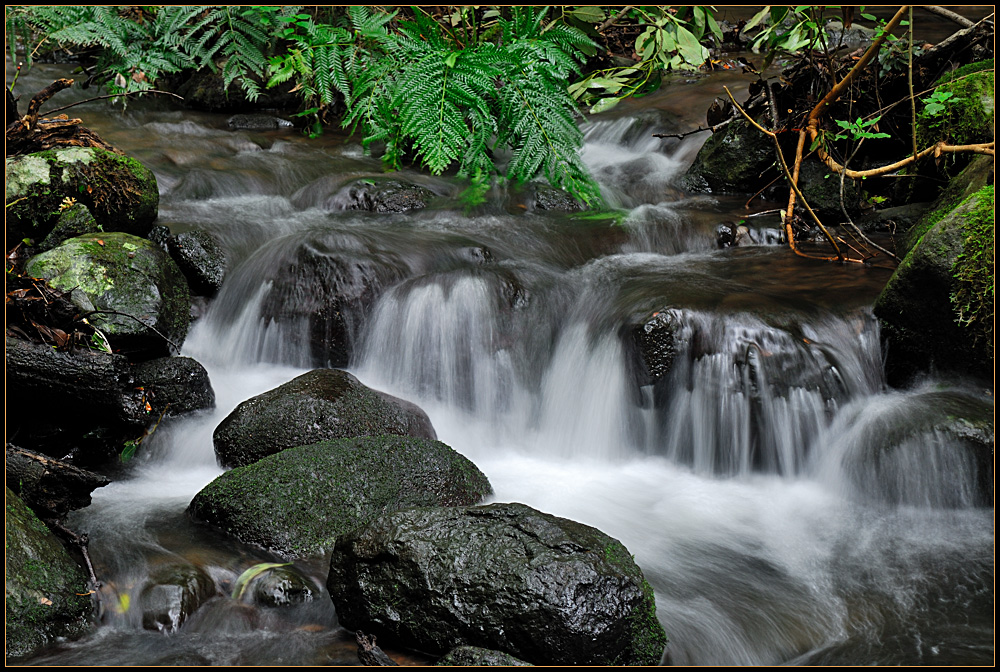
10, 5, 603, 206
337, 6, 602, 205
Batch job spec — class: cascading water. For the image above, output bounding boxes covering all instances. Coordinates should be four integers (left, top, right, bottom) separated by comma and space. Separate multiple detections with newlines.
13, 63, 993, 666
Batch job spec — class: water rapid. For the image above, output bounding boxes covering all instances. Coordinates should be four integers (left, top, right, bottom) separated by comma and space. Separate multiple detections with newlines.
15, 65, 993, 666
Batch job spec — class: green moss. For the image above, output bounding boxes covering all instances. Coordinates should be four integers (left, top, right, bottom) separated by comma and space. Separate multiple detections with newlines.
950, 185, 994, 351
916, 66, 994, 148
5, 488, 93, 658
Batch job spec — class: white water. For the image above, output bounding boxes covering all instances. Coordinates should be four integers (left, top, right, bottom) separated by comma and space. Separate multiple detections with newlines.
29, 101, 990, 666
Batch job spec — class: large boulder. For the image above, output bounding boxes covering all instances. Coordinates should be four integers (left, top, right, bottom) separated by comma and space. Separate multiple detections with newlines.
327, 502, 667, 666
5, 147, 159, 247
874, 185, 993, 385
25, 233, 191, 359
5, 487, 93, 659
189, 435, 492, 557
213, 368, 435, 468
251, 236, 405, 367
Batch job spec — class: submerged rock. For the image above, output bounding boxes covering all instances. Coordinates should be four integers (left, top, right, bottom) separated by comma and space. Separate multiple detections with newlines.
213, 368, 435, 468
247, 565, 317, 608
140, 563, 216, 633
255, 237, 405, 367
190, 435, 492, 557
25, 233, 191, 359
327, 502, 667, 666
340, 178, 436, 213
5, 487, 93, 659
6, 147, 158, 247
226, 114, 294, 130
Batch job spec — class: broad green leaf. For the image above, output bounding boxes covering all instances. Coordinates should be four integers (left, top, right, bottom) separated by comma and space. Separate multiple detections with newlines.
570, 6, 605, 23
232, 562, 291, 601
589, 96, 621, 114
744, 7, 771, 31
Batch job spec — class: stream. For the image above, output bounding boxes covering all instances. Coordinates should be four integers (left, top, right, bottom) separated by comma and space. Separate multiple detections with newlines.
12, 61, 994, 666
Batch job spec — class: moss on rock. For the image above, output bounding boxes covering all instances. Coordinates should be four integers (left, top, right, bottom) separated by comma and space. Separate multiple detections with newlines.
189, 435, 493, 558
25, 232, 190, 358
5, 147, 158, 247
916, 62, 994, 149
5, 488, 93, 659
874, 184, 994, 385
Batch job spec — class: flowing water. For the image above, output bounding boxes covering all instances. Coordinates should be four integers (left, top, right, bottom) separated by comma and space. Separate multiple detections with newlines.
11, 63, 994, 666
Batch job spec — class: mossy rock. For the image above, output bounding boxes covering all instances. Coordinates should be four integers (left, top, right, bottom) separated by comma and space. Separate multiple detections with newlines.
5, 147, 159, 248
681, 116, 776, 193
189, 435, 493, 558
437, 646, 533, 666
5, 487, 93, 659
916, 61, 994, 148
37, 203, 102, 252
25, 232, 191, 359
328, 502, 667, 666
899, 154, 995, 256
874, 185, 993, 385
213, 368, 435, 468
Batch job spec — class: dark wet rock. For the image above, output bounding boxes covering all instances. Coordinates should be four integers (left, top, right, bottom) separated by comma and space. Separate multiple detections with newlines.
37, 203, 102, 252
247, 565, 317, 608
190, 435, 492, 558
140, 563, 216, 633
213, 368, 436, 468
226, 113, 294, 131
874, 185, 993, 386
459, 245, 494, 264
5, 445, 111, 521
527, 184, 586, 212
681, 117, 775, 194
146, 224, 171, 252
437, 646, 533, 666
166, 230, 228, 296
340, 178, 436, 213
837, 388, 994, 507
5, 337, 145, 464
858, 202, 933, 236
257, 238, 405, 367
133, 356, 215, 418
797, 160, 860, 221
327, 502, 666, 666
897, 155, 994, 257
6, 147, 159, 247
626, 308, 683, 387
6, 338, 210, 466
716, 222, 785, 247
25, 232, 191, 359
5, 487, 93, 659
175, 68, 302, 113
